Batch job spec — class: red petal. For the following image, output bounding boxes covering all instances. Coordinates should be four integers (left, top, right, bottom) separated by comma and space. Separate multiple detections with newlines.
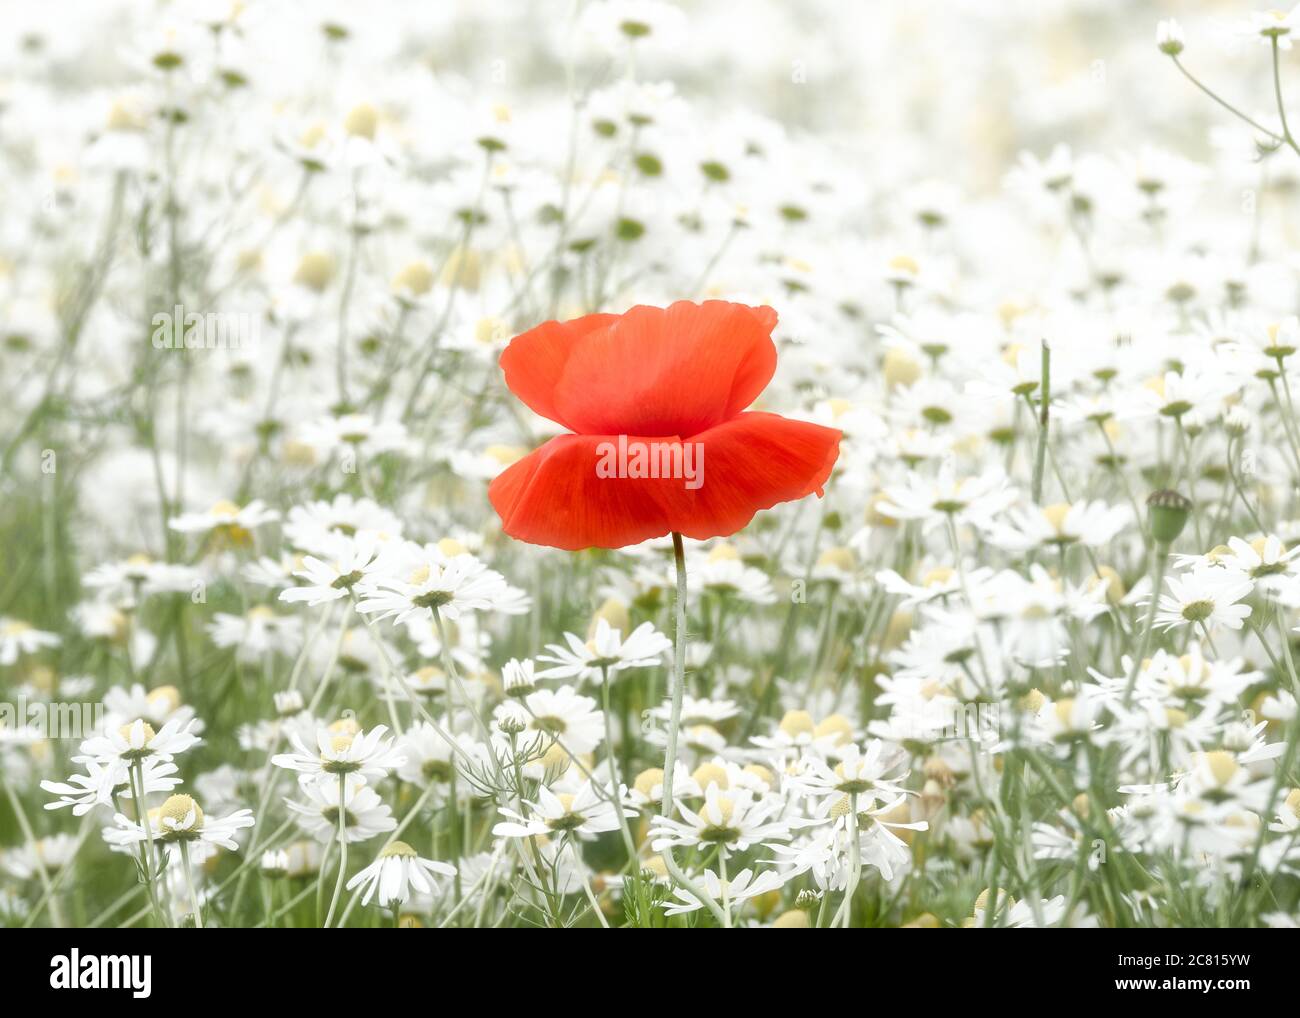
669, 413, 841, 540
551, 300, 778, 437
498, 313, 617, 429
488, 415, 841, 550
488, 434, 694, 551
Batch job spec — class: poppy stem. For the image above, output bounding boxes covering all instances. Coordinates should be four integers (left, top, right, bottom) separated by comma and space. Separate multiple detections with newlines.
660, 532, 730, 927
1121, 541, 1168, 708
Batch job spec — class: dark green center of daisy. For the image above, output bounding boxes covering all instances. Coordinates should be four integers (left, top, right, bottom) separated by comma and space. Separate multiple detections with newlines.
331, 570, 363, 589
698, 824, 740, 844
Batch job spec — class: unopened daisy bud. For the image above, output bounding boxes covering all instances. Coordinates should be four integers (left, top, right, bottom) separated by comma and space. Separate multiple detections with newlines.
261, 849, 290, 877
771, 909, 810, 928
502, 658, 536, 697
902, 912, 941, 928
274, 689, 305, 716
795, 888, 822, 911
497, 711, 527, 736
1155, 19, 1184, 56
1147, 489, 1192, 545
1224, 406, 1252, 437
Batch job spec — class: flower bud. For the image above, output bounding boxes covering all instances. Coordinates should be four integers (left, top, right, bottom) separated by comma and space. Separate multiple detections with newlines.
1156, 19, 1184, 56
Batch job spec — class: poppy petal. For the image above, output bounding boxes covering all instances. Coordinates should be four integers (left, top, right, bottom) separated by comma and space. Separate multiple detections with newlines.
488, 434, 694, 551
498, 312, 618, 428
669, 412, 841, 540
551, 300, 778, 437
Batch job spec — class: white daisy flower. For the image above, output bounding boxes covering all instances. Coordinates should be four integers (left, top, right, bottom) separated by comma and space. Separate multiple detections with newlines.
279, 531, 386, 605
271, 723, 405, 780
649, 784, 792, 857
346, 840, 457, 908
285, 774, 397, 844
103, 793, 254, 860
1153, 563, 1254, 632
536, 617, 672, 682
492, 782, 632, 840
356, 547, 509, 625
662, 866, 785, 917
0, 618, 60, 665
169, 498, 279, 540
78, 717, 201, 766
41, 756, 182, 815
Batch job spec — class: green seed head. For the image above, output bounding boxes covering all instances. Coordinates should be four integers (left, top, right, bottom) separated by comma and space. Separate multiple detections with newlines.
1147, 489, 1192, 545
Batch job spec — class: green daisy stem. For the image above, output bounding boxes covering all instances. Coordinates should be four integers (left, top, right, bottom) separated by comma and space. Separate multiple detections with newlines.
717, 848, 733, 929
660, 532, 731, 928
1169, 55, 1284, 143
179, 839, 204, 929
130, 760, 168, 928
0, 773, 64, 927
324, 771, 349, 928
836, 792, 861, 928
435, 608, 497, 750
1031, 340, 1050, 505
600, 664, 639, 864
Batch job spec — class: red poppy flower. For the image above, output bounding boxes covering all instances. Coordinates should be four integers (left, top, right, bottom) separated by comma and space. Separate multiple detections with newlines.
488, 300, 841, 550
